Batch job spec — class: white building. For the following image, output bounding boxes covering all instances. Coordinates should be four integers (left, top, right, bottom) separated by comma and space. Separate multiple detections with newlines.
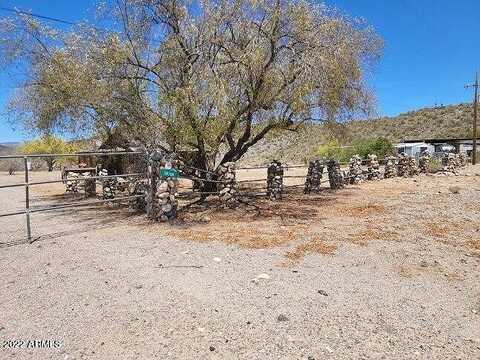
394, 142, 434, 158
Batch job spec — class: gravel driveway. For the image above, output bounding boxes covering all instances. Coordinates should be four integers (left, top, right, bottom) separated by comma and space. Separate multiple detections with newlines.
0, 168, 479, 359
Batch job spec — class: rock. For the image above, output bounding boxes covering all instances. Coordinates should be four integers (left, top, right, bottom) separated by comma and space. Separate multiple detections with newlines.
277, 314, 289, 322
317, 290, 328, 296
327, 160, 344, 190
161, 204, 173, 213
217, 163, 237, 207
384, 156, 397, 178
200, 215, 211, 223
449, 186, 461, 194
304, 160, 324, 193
251, 273, 271, 284
397, 153, 418, 177
347, 155, 364, 184
209, 346, 215, 351
267, 160, 284, 200
366, 154, 381, 180
419, 150, 432, 173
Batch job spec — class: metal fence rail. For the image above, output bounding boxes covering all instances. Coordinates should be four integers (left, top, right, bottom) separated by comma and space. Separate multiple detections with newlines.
0, 151, 147, 243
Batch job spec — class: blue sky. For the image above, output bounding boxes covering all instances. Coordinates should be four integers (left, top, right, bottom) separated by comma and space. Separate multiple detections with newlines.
0, 0, 479, 142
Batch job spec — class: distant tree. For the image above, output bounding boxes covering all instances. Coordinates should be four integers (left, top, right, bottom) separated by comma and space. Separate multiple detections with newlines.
1, 0, 382, 193
353, 137, 395, 159
19, 135, 77, 171
317, 137, 394, 163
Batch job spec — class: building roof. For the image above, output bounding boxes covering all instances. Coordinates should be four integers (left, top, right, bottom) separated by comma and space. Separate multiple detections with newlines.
402, 137, 473, 144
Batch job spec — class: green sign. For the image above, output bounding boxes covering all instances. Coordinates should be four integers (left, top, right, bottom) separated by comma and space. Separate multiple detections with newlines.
159, 168, 179, 178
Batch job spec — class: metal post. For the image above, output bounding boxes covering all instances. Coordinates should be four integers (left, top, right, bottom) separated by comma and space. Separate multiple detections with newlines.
24, 156, 32, 243
466, 73, 478, 165
473, 73, 478, 165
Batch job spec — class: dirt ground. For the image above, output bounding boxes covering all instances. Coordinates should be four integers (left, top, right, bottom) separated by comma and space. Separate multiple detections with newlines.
0, 166, 480, 359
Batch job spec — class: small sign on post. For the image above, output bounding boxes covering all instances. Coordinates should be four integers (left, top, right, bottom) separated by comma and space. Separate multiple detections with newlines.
159, 168, 179, 178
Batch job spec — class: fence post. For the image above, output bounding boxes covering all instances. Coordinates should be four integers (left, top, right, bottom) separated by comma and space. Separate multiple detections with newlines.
218, 162, 237, 207
327, 159, 344, 190
384, 156, 397, 178
24, 156, 32, 243
304, 160, 324, 193
267, 160, 284, 200
147, 154, 159, 220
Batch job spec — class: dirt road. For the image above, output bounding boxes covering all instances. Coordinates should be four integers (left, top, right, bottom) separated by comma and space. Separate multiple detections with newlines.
0, 167, 479, 359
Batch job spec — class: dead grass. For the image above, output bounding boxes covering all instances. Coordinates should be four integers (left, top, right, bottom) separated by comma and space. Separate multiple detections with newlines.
343, 203, 388, 217
285, 235, 337, 263
349, 228, 399, 246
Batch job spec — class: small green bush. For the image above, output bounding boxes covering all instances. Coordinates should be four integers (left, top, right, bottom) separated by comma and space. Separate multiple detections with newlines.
316, 137, 395, 163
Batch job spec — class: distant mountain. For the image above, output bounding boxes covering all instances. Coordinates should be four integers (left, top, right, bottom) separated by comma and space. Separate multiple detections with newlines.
0, 142, 21, 148
239, 103, 475, 165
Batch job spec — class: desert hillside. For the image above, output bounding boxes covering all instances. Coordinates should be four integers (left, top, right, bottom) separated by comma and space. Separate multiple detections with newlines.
240, 103, 474, 165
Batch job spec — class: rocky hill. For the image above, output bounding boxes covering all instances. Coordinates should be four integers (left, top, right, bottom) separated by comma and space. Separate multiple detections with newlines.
240, 103, 474, 165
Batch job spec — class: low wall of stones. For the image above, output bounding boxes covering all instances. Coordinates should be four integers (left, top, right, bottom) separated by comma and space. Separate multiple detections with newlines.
89, 150, 469, 222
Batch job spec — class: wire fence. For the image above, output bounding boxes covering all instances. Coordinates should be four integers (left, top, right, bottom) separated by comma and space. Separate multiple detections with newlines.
0, 151, 368, 245
0, 151, 148, 244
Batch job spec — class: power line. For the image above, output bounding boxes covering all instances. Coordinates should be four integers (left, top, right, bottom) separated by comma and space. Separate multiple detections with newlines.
0, 6, 76, 26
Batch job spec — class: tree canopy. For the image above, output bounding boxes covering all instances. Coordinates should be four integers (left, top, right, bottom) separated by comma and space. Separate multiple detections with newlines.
1, 0, 382, 172
19, 135, 78, 171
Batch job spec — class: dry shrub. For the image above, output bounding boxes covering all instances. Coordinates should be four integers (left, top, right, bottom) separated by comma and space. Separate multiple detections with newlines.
424, 222, 456, 239
163, 219, 305, 249
468, 239, 480, 257
468, 239, 480, 251
285, 235, 337, 262
344, 203, 388, 217
350, 228, 399, 246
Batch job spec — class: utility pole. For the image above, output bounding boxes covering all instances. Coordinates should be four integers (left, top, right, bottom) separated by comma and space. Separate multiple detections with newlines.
466, 72, 478, 165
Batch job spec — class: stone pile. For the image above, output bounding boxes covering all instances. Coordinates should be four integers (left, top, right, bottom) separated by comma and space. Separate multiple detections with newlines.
366, 154, 381, 180
458, 152, 468, 167
267, 160, 284, 200
384, 156, 397, 178
408, 157, 419, 176
217, 162, 237, 207
129, 179, 148, 212
304, 159, 324, 193
65, 173, 80, 194
99, 169, 117, 199
327, 160, 344, 190
442, 153, 457, 174
347, 155, 363, 184
397, 153, 418, 177
418, 150, 432, 173
152, 172, 178, 221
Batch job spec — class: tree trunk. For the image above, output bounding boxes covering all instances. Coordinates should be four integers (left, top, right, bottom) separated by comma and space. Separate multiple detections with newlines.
192, 150, 219, 200
46, 158, 55, 172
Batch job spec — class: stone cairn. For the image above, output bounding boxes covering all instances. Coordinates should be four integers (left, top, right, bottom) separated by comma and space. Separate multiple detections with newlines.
418, 150, 432, 173
458, 152, 468, 167
99, 169, 117, 199
408, 157, 419, 176
397, 153, 418, 177
347, 155, 363, 184
267, 160, 284, 200
304, 160, 324, 193
384, 156, 397, 178
442, 153, 458, 174
129, 178, 148, 212
147, 153, 179, 222
217, 162, 237, 207
366, 154, 381, 180
327, 160, 344, 190
65, 173, 80, 194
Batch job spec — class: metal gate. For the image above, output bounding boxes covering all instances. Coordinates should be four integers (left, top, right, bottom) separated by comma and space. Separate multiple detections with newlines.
0, 151, 147, 245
